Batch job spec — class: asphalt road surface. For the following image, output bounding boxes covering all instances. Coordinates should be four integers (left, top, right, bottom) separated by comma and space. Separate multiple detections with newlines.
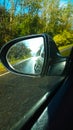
0, 71, 63, 130
14, 57, 36, 74
0, 47, 72, 130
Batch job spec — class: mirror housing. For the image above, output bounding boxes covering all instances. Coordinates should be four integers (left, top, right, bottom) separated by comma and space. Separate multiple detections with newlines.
0, 33, 66, 77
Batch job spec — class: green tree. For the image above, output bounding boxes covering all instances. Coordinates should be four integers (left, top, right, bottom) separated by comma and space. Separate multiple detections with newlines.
7, 42, 31, 61
0, 0, 73, 48
58, 1, 73, 33
0, 6, 10, 48
41, 0, 60, 35
41, 0, 73, 36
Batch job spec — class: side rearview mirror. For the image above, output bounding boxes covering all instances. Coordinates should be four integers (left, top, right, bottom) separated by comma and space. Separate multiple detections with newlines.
0, 33, 66, 77
0, 34, 49, 77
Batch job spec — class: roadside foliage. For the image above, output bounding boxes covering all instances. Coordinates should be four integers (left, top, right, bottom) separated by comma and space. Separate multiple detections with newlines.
0, 0, 73, 48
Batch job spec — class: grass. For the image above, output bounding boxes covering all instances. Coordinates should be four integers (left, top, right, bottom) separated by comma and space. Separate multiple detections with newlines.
60, 48, 71, 56
59, 43, 73, 51
0, 44, 73, 75
59, 44, 73, 56
9, 55, 30, 65
0, 62, 8, 75
0, 56, 31, 75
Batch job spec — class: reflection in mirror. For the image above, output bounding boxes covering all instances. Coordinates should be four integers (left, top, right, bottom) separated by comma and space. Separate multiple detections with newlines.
7, 37, 45, 75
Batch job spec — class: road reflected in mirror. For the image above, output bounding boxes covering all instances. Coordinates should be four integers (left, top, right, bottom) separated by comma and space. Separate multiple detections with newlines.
7, 37, 45, 75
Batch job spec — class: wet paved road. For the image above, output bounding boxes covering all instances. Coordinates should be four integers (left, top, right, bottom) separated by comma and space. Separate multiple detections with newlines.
0, 71, 63, 130
14, 57, 36, 74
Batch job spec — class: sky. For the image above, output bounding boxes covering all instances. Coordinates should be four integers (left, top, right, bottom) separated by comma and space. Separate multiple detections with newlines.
24, 37, 44, 53
60, 0, 73, 6
0, 0, 73, 12
0, 0, 73, 6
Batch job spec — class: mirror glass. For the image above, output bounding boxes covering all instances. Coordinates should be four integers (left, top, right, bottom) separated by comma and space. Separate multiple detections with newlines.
6, 37, 45, 75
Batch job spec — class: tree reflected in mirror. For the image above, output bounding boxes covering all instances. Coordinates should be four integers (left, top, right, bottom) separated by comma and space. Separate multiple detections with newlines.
7, 37, 45, 75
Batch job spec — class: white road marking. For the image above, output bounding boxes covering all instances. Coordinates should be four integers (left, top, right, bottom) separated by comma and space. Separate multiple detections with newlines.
0, 72, 10, 76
